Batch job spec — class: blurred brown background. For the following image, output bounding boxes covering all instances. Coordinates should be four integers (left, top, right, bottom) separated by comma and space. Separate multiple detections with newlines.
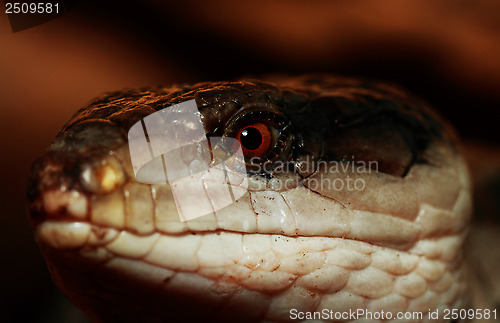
1, 1, 500, 322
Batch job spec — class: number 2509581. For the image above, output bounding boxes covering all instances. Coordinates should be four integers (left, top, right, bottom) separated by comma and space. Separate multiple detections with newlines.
5, 3, 59, 14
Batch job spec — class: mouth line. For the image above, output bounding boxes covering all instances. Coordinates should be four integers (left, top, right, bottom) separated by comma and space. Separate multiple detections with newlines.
35, 217, 364, 249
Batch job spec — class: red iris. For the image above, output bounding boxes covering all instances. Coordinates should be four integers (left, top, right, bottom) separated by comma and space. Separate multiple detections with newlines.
236, 123, 272, 157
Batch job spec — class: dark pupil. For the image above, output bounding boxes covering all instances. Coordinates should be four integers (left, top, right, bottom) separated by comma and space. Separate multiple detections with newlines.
240, 127, 262, 150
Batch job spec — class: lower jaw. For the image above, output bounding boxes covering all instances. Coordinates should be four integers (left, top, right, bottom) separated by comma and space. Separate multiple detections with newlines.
37, 225, 470, 322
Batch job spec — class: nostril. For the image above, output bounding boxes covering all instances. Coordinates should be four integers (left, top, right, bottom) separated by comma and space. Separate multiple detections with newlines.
79, 155, 126, 194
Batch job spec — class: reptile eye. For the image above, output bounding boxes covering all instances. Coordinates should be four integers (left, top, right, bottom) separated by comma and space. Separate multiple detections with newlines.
236, 123, 272, 157
223, 108, 293, 172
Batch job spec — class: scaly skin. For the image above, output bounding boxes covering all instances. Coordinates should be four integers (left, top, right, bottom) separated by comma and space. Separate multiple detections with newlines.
27, 74, 472, 322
